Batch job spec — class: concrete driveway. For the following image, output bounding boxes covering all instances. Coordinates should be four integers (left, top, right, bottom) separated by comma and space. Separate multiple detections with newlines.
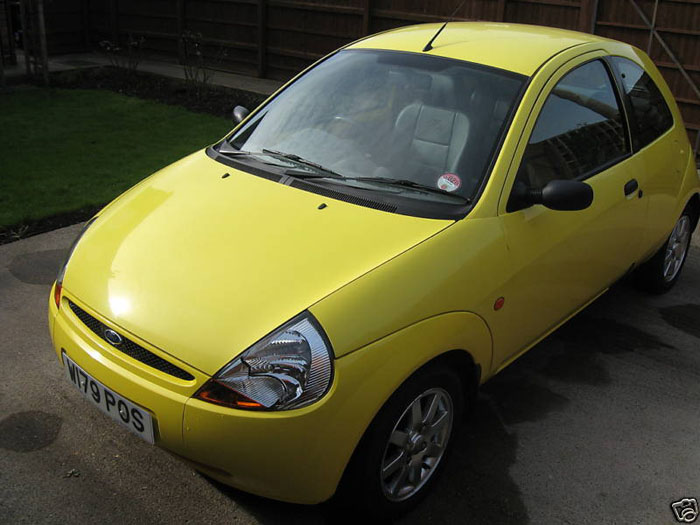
1, 224, 699, 524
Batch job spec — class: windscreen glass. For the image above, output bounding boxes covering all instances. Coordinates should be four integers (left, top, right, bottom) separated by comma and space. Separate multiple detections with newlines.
226, 49, 525, 203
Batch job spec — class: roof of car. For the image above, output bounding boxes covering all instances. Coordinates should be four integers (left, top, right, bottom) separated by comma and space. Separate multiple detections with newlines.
347, 22, 616, 77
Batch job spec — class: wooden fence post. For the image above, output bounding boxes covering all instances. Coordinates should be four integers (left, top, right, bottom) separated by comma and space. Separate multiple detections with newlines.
0, 45, 5, 88
0, 2, 5, 87
362, 0, 370, 35
19, 0, 31, 75
496, 0, 506, 22
176, 0, 184, 64
36, 0, 48, 85
82, 0, 90, 50
579, 0, 599, 34
257, 0, 266, 78
110, 0, 118, 43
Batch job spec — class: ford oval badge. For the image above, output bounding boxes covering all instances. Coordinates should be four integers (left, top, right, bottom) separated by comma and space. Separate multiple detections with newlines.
104, 328, 123, 346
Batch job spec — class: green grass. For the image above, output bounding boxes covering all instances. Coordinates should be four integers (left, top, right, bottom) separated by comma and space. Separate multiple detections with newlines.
0, 88, 231, 228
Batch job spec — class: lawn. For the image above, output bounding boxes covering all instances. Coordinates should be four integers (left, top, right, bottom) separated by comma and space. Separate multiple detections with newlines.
0, 87, 231, 231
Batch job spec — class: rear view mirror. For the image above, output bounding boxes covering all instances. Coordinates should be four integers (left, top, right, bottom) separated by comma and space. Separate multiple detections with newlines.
535, 180, 594, 211
509, 179, 594, 212
232, 105, 250, 124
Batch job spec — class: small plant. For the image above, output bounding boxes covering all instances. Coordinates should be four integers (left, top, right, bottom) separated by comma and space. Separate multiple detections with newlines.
180, 30, 227, 98
9, 224, 29, 241
99, 34, 146, 73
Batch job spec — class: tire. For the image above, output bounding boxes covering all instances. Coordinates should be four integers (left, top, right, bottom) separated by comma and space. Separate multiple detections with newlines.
334, 364, 465, 520
635, 208, 696, 294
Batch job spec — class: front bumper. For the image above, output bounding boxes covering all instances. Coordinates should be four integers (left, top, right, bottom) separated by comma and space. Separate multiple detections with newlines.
48, 286, 366, 504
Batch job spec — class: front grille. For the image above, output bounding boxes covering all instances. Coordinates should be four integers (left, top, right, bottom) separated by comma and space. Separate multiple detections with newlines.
68, 300, 195, 381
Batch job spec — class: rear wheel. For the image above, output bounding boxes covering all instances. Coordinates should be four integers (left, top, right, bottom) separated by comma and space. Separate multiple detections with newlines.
335, 364, 464, 519
636, 210, 695, 294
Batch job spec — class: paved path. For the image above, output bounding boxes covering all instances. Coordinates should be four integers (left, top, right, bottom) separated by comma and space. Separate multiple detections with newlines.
5, 51, 283, 96
1, 225, 699, 524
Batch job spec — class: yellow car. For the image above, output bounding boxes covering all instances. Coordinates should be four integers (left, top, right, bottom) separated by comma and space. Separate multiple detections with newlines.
49, 22, 699, 516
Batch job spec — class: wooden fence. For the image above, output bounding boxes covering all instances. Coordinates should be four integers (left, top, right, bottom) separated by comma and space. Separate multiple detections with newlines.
0, 0, 16, 66
44, 0, 87, 54
39, 0, 700, 153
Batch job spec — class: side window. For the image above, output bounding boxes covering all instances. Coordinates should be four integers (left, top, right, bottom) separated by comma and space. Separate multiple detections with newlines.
513, 60, 629, 194
611, 56, 673, 150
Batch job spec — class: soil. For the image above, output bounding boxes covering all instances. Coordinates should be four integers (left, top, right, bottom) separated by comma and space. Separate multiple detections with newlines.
1, 66, 268, 245
0, 205, 104, 245
49, 66, 268, 119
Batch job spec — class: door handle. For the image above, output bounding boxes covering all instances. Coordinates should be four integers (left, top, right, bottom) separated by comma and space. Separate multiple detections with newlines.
624, 179, 639, 196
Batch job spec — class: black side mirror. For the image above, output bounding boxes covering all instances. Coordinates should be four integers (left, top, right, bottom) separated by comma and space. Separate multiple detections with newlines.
232, 105, 250, 124
534, 179, 593, 211
509, 179, 593, 212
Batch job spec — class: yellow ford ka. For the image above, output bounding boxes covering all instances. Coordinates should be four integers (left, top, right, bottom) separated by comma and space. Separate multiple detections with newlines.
49, 22, 699, 516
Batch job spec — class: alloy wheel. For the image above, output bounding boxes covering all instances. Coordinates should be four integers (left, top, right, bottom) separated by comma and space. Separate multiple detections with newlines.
379, 387, 453, 502
663, 215, 691, 282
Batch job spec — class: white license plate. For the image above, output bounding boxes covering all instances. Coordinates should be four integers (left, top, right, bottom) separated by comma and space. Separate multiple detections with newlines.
62, 353, 155, 444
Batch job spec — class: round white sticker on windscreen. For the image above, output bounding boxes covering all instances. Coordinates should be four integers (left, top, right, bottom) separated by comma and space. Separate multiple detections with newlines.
437, 173, 461, 192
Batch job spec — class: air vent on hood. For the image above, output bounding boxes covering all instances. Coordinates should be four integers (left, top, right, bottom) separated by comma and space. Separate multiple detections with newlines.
290, 180, 398, 214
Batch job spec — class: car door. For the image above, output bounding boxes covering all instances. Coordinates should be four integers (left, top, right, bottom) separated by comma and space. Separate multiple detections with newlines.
489, 54, 647, 371
609, 56, 686, 255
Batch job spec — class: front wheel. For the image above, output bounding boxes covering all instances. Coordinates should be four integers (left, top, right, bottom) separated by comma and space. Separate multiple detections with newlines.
635, 210, 695, 294
334, 365, 464, 519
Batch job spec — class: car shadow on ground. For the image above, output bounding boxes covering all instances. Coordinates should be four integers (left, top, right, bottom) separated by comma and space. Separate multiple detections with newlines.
202, 280, 689, 524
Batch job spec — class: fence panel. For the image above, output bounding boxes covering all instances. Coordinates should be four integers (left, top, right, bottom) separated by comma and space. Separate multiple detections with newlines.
594, 0, 699, 157
44, 0, 86, 54
0, 0, 16, 65
44, 0, 700, 157
504, 0, 582, 30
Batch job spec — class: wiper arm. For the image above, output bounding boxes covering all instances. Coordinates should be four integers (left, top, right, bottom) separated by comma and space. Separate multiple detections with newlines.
283, 168, 350, 180
354, 176, 470, 201
216, 144, 297, 169
217, 140, 251, 155
262, 149, 345, 179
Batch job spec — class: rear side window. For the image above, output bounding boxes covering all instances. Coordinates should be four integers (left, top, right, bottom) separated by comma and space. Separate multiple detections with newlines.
611, 57, 673, 150
514, 60, 629, 192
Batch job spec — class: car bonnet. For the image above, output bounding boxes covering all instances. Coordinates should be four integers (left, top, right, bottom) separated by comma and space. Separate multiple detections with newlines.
62, 150, 452, 375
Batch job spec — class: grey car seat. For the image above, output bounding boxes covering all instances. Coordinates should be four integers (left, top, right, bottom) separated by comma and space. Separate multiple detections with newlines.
392, 74, 470, 187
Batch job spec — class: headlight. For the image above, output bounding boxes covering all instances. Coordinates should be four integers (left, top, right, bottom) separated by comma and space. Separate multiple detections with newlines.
195, 312, 334, 411
54, 217, 97, 308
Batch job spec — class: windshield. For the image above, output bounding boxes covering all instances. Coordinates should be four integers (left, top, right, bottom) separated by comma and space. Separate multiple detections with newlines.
222, 49, 525, 207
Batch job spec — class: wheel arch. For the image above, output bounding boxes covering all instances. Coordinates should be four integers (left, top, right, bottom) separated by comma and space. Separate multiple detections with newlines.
686, 191, 700, 231
418, 348, 481, 411
331, 311, 491, 500
333, 345, 483, 506
333, 310, 491, 437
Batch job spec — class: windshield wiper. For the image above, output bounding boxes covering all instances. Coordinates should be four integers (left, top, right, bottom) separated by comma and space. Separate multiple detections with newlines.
262, 149, 345, 179
354, 176, 470, 201
283, 168, 351, 180
217, 140, 252, 155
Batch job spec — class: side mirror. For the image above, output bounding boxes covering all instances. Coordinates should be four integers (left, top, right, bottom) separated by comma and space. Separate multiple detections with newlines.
232, 105, 250, 125
509, 179, 593, 212
534, 179, 594, 211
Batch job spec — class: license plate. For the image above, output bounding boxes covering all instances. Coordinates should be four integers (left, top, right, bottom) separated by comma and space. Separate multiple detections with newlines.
62, 352, 155, 444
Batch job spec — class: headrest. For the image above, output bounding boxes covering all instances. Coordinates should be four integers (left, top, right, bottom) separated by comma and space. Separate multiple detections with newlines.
430, 75, 455, 107
493, 98, 511, 122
